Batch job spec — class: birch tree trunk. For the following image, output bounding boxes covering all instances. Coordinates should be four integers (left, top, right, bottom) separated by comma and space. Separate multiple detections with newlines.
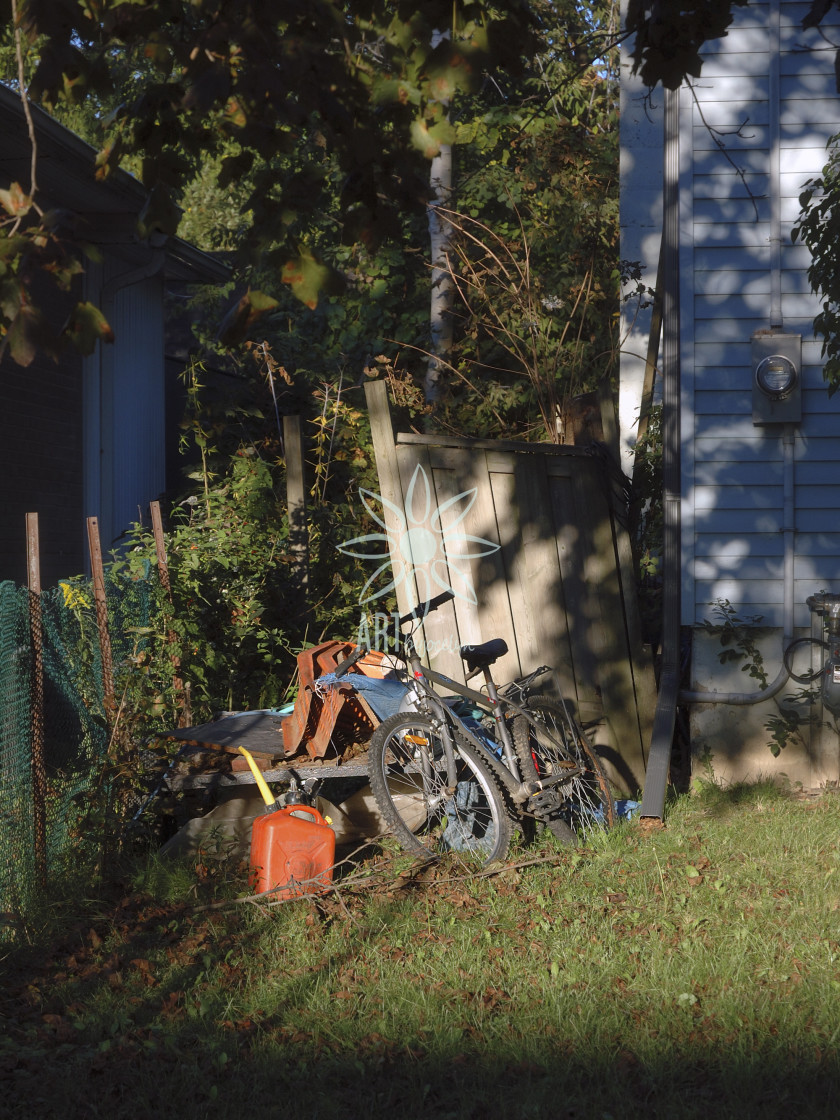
426, 143, 454, 402
425, 27, 453, 404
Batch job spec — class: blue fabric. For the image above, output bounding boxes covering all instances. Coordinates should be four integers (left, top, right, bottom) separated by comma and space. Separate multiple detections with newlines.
219, 704, 295, 719
614, 799, 641, 821
315, 673, 410, 721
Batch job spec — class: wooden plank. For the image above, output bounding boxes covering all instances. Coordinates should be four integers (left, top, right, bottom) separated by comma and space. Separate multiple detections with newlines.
504, 456, 576, 693
433, 448, 519, 684
393, 441, 467, 681
396, 431, 587, 457
364, 386, 651, 790
571, 461, 645, 793
607, 473, 657, 757
546, 470, 600, 717
165, 712, 289, 756
488, 465, 540, 678
363, 381, 415, 625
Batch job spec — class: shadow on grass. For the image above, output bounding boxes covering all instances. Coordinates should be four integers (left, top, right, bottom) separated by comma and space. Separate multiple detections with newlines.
3, 886, 839, 1120
3, 1020, 840, 1119
687, 777, 790, 818
4, 825, 838, 1120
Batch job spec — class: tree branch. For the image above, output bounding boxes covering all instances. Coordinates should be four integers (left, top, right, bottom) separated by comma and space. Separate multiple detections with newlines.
11, 0, 44, 224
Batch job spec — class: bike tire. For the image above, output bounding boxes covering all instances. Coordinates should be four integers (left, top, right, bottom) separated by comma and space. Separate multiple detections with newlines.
368, 712, 512, 865
513, 697, 615, 839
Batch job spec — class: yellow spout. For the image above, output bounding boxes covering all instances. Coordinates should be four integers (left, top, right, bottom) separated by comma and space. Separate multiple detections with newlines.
238, 747, 276, 808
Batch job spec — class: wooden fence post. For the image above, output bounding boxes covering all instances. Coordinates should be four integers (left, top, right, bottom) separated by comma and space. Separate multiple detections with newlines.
149, 501, 173, 602
149, 501, 191, 726
86, 517, 115, 717
26, 513, 47, 890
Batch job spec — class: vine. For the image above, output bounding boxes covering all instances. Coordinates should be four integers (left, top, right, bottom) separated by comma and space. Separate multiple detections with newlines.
701, 599, 817, 757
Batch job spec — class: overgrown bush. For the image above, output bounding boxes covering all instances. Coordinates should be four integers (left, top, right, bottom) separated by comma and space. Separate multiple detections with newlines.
114, 453, 295, 718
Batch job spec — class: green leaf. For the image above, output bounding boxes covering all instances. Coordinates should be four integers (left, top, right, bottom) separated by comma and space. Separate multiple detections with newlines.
0, 235, 29, 261
371, 78, 422, 107
62, 301, 115, 354
95, 139, 123, 181
0, 183, 32, 218
281, 250, 343, 310
216, 290, 279, 347
5, 301, 54, 366
410, 118, 444, 158
248, 290, 279, 313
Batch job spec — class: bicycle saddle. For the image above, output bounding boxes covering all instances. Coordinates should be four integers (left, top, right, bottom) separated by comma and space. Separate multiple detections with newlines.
460, 638, 508, 671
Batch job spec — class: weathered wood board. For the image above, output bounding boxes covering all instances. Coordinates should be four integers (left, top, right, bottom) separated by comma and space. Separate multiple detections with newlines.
364, 380, 654, 794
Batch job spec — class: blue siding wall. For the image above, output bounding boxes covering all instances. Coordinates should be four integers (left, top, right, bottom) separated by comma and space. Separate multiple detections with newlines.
683, 0, 840, 628
84, 258, 166, 553
108, 274, 166, 547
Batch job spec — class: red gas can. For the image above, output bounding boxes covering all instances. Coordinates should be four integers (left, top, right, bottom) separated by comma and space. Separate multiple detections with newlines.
249, 804, 335, 899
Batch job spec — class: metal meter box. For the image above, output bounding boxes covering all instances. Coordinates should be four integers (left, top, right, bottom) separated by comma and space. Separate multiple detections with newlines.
751, 330, 801, 425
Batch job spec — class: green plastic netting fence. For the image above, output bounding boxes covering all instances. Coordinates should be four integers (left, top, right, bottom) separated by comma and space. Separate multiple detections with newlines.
0, 571, 154, 935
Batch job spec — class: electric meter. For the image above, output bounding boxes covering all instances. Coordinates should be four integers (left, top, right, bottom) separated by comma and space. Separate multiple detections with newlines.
755, 355, 797, 399
751, 332, 801, 425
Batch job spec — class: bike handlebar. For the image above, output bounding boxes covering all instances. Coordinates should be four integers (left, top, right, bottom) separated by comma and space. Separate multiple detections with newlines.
333, 646, 367, 678
398, 590, 455, 627
335, 591, 455, 677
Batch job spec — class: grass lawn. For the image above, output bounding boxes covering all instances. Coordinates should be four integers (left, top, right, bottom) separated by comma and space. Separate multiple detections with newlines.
2, 781, 840, 1119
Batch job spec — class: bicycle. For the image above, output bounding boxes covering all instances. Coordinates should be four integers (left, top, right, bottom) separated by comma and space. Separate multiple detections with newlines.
333, 590, 615, 865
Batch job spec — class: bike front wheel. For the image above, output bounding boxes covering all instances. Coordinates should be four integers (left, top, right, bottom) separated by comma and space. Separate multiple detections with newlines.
514, 697, 615, 839
367, 713, 511, 865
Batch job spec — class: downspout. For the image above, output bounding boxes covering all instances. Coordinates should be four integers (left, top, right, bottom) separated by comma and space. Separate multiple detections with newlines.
679, 0, 794, 707
639, 85, 681, 822
101, 247, 167, 320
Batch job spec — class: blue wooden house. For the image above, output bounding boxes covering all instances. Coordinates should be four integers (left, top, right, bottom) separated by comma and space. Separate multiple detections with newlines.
0, 85, 227, 586
620, 0, 840, 789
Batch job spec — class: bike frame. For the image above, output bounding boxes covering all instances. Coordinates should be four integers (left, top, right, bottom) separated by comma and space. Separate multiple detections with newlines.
334, 590, 584, 806
398, 627, 582, 806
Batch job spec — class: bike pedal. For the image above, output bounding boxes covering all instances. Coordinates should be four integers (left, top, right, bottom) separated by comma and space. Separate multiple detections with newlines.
529, 790, 562, 813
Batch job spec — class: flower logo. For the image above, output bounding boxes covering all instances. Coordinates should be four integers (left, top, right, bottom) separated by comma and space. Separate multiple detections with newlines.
338, 463, 501, 607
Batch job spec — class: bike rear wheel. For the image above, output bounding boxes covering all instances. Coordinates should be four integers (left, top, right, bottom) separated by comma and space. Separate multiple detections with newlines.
514, 697, 615, 839
368, 713, 511, 865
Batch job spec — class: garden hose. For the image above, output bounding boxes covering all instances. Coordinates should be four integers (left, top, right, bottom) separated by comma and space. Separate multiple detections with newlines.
782, 636, 830, 683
